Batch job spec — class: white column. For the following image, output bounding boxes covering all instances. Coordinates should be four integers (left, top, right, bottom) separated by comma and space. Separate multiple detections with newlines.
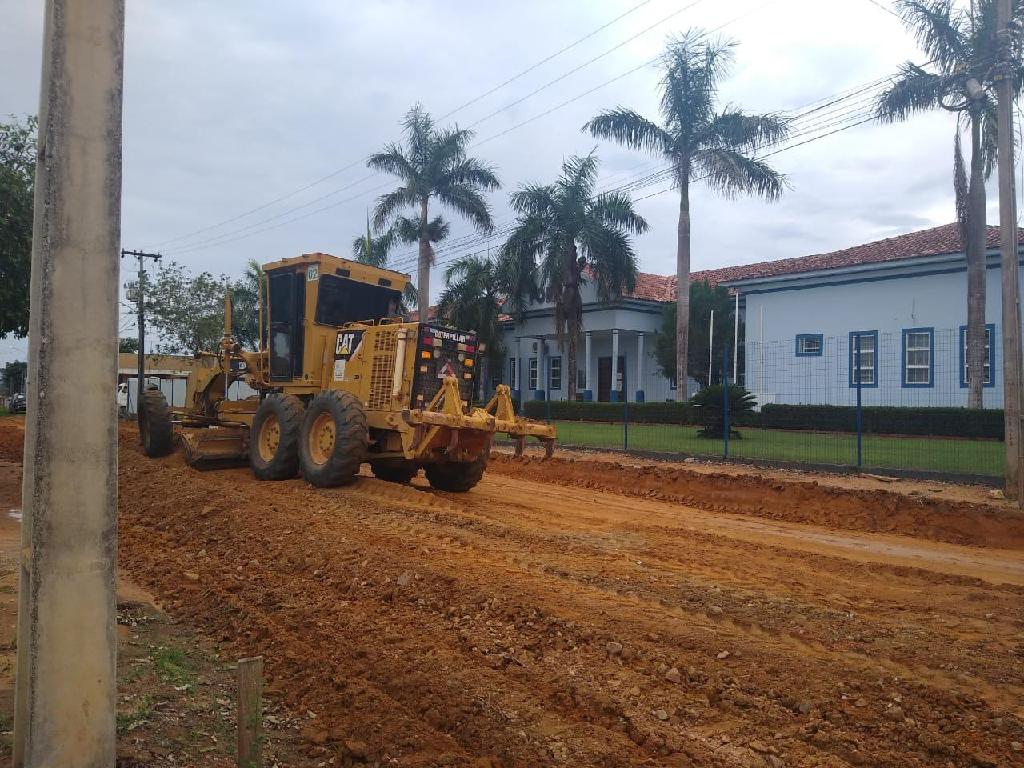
515, 338, 522, 394
611, 329, 620, 401
16, 1, 124, 765
733, 290, 740, 382
584, 331, 592, 398
636, 332, 645, 401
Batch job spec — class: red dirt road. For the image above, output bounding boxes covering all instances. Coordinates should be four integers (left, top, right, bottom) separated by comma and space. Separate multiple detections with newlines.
97, 420, 1024, 767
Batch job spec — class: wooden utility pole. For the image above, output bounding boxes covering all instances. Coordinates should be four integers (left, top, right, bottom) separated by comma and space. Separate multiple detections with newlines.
237, 656, 264, 768
14, 1, 125, 766
995, 0, 1023, 502
121, 249, 161, 419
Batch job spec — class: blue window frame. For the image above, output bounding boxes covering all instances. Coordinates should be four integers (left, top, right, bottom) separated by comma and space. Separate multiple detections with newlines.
528, 358, 538, 390
795, 333, 823, 357
549, 356, 562, 390
901, 327, 934, 388
509, 358, 517, 388
959, 323, 995, 388
848, 330, 879, 388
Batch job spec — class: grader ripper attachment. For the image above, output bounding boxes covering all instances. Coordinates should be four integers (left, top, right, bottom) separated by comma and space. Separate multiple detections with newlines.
138, 252, 555, 491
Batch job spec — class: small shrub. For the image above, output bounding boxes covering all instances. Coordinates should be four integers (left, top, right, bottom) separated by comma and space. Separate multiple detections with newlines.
691, 385, 756, 438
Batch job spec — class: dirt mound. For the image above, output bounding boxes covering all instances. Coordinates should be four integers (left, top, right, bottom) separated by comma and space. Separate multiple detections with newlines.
489, 454, 1024, 550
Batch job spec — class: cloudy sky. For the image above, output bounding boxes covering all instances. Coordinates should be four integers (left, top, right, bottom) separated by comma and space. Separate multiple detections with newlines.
0, 0, 1006, 365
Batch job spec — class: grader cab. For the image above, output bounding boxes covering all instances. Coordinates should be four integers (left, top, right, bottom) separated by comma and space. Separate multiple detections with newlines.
138, 252, 554, 491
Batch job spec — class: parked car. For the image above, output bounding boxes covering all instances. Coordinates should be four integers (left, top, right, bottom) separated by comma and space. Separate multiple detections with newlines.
9, 393, 26, 414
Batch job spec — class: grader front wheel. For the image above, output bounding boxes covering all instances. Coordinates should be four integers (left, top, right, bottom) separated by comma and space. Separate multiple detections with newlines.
424, 452, 488, 492
139, 386, 173, 458
299, 390, 367, 488
250, 394, 304, 480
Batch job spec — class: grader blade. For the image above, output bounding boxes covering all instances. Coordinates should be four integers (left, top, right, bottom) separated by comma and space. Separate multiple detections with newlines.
179, 427, 248, 469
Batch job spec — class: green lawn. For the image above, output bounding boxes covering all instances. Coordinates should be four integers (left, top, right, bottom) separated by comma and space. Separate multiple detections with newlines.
550, 420, 1003, 476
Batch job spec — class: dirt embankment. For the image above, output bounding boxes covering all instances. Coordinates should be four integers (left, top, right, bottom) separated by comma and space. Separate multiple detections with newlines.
489, 454, 1024, 550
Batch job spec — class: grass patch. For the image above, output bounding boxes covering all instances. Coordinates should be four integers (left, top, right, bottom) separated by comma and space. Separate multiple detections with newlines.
551, 420, 1003, 476
153, 645, 197, 692
117, 694, 154, 734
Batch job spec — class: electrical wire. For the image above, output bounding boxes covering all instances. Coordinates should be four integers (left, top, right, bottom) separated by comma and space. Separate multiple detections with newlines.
160, 0, 774, 256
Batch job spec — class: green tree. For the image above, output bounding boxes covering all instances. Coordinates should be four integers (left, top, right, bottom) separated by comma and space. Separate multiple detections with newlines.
874, 0, 1024, 408
368, 105, 500, 320
231, 258, 266, 350
435, 255, 506, 395
130, 262, 231, 356
118, 337, 139, 354
500, 152, 647, 401
691, 383, 756, 438
2, 361, 27, 395
352, 212, 449, 310
653, 280, 739, 390
585, 32, 788, 401
0, 115, 37, 339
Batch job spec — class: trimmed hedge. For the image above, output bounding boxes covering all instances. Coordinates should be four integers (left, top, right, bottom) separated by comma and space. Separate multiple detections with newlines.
522, 400, 1003, 439
755, 404, 1004, 439
522, 399, 698, 424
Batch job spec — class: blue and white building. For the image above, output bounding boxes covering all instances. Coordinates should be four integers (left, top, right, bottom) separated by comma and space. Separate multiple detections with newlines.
497, 223, 1024, 407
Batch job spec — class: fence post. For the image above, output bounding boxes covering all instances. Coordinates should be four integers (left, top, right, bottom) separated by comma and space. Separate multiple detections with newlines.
623, 393, 629, 451
723, 345, 730, 459
237, 656, 263, 768
855, 333, 863, 468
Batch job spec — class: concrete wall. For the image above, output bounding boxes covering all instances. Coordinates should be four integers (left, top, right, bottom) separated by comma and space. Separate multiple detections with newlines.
740, 255, 1021, 408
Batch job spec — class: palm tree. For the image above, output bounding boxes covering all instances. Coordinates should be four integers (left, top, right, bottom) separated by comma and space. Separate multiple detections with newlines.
874, 0, 1024, 408
585, 32, 789, 401
500, 152, 647, 401
436, 255, 506, 398
351, 212, 450, 310
231, 258, 266, 350
368, 105, 500, 320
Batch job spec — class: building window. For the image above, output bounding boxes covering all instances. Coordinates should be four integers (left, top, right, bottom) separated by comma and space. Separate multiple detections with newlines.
528, 358, 538, 390
577, 367, 586, 391
959, 324, 995, 388
669, 375, 678, 390
795, 333, 823, 357
509, 358, 517, 388
848, 331, 878, 387
902, 328, 933, 387
549, 356, 562, 390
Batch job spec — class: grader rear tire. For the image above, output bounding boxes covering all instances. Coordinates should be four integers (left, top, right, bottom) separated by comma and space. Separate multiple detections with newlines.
424, 452, 488, 492
299, 390, 367, 488
250, 394, 305, 480
370, 460, 420, 484
139, 387, 173, 457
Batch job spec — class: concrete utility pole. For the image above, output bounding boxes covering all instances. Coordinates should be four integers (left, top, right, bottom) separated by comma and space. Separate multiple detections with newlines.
14, 1, 125, 766
122, 249, 161, 419
996, 0, 1023, 502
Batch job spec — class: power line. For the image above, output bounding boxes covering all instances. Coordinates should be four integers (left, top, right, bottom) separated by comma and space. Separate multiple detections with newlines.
862, 0, 902, 20
153, 0, 671, 250
160, 0, 771, 256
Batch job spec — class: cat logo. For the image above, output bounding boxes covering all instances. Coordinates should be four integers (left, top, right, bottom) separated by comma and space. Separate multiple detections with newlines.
307, 264, 319, 281
333, 330, 364, 381
437, 361, 457, 379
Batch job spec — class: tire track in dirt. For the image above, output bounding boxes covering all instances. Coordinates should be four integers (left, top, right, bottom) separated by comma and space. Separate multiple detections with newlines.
116, 437, 1024, 767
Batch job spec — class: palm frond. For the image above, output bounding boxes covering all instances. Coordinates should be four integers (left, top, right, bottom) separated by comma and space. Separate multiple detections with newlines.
701, 109, 790, 151
874, 63, 946, 122
372, 187, 417, 229
954, 128, 969, 247
366, 143, 417, 185
558, 152, 601, 202
694, 147, 788, 201
659, 31, 734, 138
590, 190, 649, 236
440, 156, 501, 191
580, 222, 638, 302
434, 183, 494, 233
509, 184, 556, 218
895, 0, 968, 72
583, 108, 674, 155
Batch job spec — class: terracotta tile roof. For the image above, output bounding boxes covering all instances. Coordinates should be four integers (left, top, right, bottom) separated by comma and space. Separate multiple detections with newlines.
626, 223, 1024, 301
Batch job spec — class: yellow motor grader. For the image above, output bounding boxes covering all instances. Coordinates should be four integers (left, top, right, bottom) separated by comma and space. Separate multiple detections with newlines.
138, 252, 555, 491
